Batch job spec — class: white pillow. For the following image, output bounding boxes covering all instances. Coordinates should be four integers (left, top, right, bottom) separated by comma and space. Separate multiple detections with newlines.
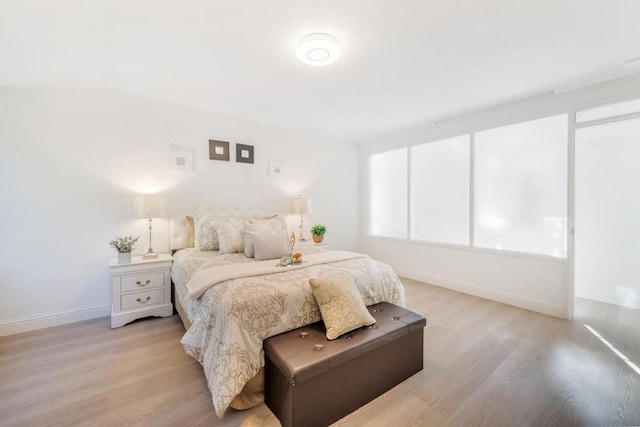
254, 230, 290, 260
244, 216, 288, 258
194, 216, 247, 252
246, 216, 287, 233
217, 220, 247, 254
244, 231, 256, 258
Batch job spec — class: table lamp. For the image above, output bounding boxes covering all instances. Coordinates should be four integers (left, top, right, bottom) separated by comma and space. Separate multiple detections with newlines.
134, 194, 167, 258
290, 195, 312, 241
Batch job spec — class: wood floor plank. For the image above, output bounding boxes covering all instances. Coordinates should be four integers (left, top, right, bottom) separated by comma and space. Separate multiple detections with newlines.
1, 279, 639, 426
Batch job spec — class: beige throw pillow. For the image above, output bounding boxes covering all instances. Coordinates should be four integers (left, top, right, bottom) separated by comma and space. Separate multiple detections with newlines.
186, 215, 195, 248
243, 231, 257, 258
194, 216, 246, 251
245, 216, 287, 258
194, 216, 221, 251
253, 230, 290, 260
217, 221, 247, 254
246, 216, 287, 233
309, 276, 376, 340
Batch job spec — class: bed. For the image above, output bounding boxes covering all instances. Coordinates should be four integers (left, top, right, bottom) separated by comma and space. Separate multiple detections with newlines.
169, 202, 406, 418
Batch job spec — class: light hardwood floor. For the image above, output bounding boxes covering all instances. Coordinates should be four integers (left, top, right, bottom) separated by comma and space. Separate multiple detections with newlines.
1, 279, 639, 426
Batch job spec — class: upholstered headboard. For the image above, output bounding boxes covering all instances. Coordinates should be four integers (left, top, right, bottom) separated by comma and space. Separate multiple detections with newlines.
169, 200, 278, 250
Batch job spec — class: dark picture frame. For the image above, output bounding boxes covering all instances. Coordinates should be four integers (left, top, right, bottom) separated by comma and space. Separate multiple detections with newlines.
209, 140, 230, 161
236, 143, 254, 164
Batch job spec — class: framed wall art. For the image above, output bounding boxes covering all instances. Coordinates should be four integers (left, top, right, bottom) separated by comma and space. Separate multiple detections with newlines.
169, 145, 195, 172
268, 158, 283, 177
209, 140, 230, 161
236, 143, 254, 164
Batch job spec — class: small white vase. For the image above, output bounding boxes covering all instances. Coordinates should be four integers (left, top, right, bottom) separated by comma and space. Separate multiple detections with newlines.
118, 252, 132, 264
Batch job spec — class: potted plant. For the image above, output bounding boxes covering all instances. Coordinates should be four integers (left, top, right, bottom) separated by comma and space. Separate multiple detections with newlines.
110, 235, 140, 264
310, 225, 326, 244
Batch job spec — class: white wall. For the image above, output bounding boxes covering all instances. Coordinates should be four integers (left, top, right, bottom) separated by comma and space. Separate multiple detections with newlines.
0, 87, 359, 335
359, 73, 640, 319
363, 239, 566, 316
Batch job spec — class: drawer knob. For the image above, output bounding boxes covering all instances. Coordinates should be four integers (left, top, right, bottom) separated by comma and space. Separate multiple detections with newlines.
136, 296, 151, 304
135, 280, 151, 286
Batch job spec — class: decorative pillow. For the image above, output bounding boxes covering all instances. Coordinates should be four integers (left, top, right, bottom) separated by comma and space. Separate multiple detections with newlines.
194, 216, 222, 251
216, 220, 247, 254
186, 215, 195, 248
245, 216, 288, 258
194, 216, 247, 251
246, 216, 287, 233
244, 231, 256, 258
253, 230, 290, 260
309, 275, 376, 340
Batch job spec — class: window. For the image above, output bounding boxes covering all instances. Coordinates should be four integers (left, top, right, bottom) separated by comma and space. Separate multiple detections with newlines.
368, 114, 569, 258
576, 98, 640, 123
369, 148, 407, 238
410, 135, 470, 245
474, 114, 568, 257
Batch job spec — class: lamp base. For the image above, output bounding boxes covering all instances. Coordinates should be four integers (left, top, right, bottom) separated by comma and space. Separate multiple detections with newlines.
143, 250, 159, 259
143, 219, 159, 259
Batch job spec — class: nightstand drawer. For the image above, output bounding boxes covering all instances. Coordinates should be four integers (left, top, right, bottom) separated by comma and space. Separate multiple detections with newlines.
121, 288, 165, 310
120, 272, 165, 293
109, 254, 173, 328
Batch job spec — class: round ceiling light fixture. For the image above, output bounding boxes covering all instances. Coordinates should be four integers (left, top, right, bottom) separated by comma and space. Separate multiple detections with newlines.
296, 33, 340, 66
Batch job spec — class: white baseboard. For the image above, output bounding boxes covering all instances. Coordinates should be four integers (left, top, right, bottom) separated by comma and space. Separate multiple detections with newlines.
575, 288, 640, 310
0, 304, 111, 337
395, 268, 565, 318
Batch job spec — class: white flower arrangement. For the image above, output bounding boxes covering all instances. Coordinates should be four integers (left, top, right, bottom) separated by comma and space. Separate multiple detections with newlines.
109, 235, 140, 253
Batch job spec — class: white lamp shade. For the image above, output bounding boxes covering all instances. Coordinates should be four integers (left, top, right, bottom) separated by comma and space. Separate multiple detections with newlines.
134, 195, 167, 219
290, 196, 313, 215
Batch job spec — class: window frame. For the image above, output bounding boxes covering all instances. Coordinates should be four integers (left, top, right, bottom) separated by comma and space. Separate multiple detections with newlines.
367, 115, 571, 261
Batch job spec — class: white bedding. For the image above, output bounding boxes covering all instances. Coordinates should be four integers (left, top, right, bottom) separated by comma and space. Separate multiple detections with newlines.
186, 250, 369, 300
171, 247, 405, 418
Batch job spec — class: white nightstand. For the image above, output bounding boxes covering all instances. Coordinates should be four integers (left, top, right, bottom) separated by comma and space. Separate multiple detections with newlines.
295, 241, 332, 254
108, 254, 173, 328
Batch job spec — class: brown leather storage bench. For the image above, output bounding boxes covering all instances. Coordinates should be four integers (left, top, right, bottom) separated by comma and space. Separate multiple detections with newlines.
264, 302, 426, 427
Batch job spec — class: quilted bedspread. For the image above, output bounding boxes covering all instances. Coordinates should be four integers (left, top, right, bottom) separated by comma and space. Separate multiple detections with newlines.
171, 248, 405, 418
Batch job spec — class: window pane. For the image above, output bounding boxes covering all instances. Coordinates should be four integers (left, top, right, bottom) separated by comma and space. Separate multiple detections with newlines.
474, 114, 568, 257
576, 98, 640, 123
370, 148, 407, 237
410, 135, 470, 245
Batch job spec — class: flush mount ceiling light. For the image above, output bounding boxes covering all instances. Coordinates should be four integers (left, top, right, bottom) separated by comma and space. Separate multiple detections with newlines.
296, 33, 340, 66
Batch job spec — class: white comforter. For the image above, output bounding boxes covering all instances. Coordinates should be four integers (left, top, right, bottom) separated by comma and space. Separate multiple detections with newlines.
187, 250, 369, 300
171, 248, 405, 418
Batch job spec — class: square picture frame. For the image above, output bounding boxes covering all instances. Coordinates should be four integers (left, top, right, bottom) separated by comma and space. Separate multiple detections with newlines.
268, 158, 283, 177
236, 143, 254, 164
209, 140, 230, 161
169, 145, 195, 172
